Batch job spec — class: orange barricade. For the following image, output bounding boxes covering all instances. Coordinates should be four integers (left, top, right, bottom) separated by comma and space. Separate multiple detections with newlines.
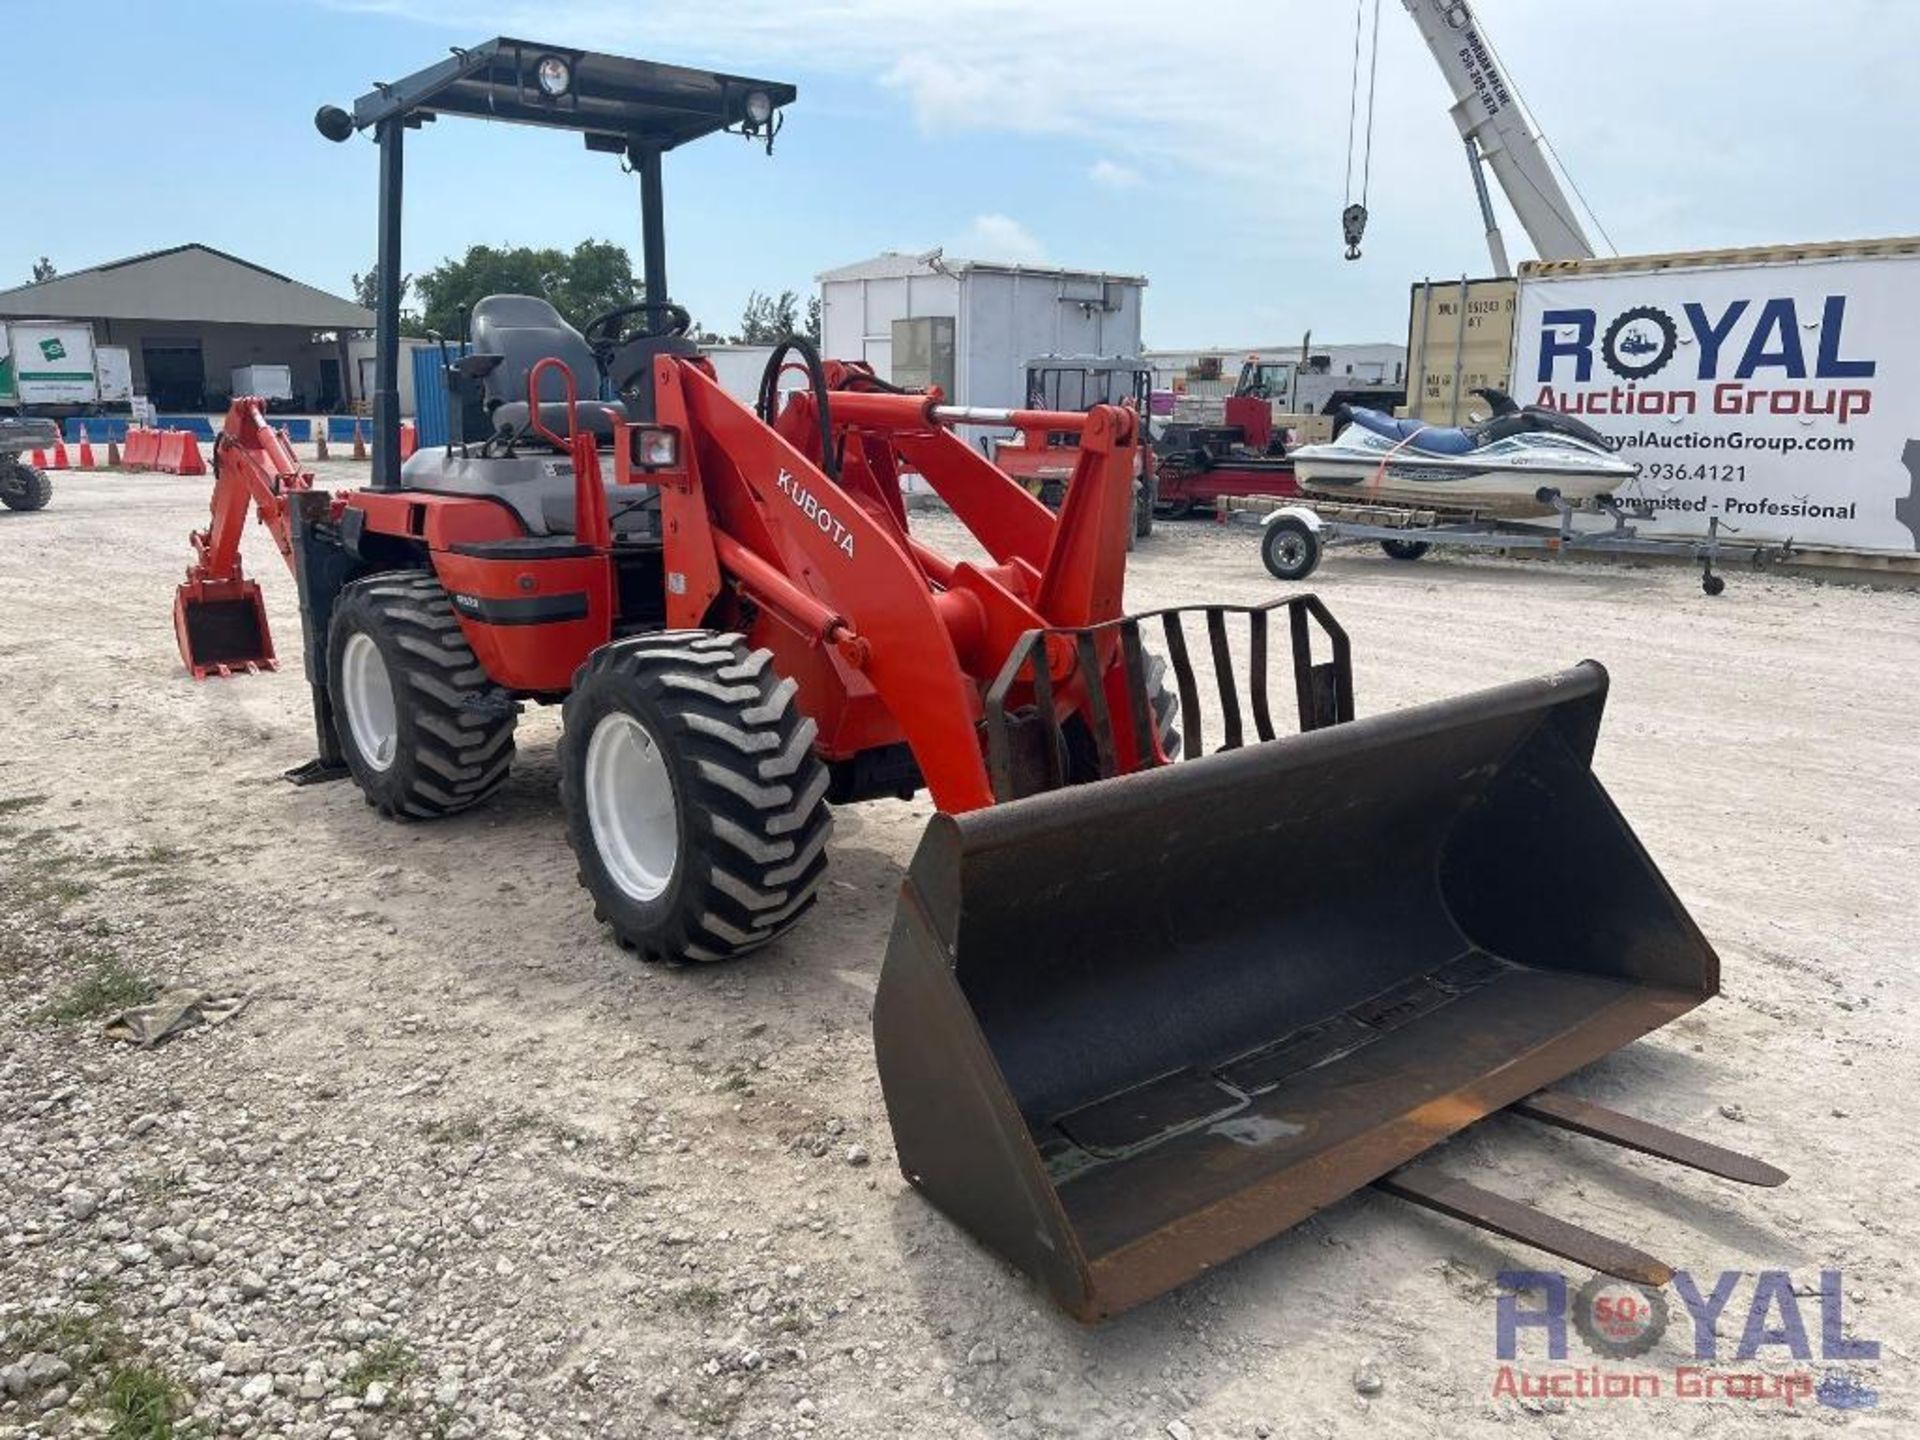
154, 430, 208, 476
123, 428, 157, 470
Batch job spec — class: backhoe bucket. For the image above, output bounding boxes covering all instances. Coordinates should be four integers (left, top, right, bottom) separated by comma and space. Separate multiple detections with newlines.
875, 631, 1717, 1321
173, 577, 276, 679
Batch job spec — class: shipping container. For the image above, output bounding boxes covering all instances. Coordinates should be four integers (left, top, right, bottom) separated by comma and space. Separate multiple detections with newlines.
1404, 277, 1517, 424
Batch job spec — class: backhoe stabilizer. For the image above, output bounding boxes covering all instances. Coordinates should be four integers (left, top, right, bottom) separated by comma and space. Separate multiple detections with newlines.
874, 659, 1731, 1321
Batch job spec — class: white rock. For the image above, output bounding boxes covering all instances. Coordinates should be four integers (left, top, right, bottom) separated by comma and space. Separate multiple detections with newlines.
363, 1381, 390, 1411
240, 1373, 274, 1403
1166, 1422, 1195, 1440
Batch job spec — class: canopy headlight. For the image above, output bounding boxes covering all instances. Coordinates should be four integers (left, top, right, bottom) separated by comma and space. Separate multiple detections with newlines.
535, 55, 572, 98
744, 90, 773, 129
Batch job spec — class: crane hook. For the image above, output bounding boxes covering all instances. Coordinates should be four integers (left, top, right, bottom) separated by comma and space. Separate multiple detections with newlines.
1342, 202, 1368, 261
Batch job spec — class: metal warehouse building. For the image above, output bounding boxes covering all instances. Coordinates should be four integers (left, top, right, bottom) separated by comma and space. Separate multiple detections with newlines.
818, 251, 1146, 411
0, 244, 372, 412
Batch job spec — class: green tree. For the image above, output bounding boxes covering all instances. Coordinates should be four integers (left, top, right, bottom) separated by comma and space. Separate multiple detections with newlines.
738, 288, 803, 344
30, 257, 55, 283
411, 242, 640, 340
350, 263, 413, 311
805, 293, 822, 344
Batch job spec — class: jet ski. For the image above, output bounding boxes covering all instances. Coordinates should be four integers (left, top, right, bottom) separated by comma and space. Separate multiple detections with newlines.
1288, 388, 1639, 518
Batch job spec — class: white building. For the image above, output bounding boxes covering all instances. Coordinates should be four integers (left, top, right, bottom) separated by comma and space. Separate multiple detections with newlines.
817, 252, 1147, 411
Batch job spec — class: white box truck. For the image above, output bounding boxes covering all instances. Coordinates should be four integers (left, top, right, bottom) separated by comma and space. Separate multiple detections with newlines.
231, 364, 294, 404
95, 345, 133, 410
0, 320, 101, 414
1515, 237, 1920, 558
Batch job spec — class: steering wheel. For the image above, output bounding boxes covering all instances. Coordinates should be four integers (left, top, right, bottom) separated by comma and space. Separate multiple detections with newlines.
583, 300, 692, 357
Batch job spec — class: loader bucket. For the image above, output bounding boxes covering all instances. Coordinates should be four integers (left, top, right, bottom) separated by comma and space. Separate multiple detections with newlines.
173, 578, 276, 679
875, 610, 1717, 1321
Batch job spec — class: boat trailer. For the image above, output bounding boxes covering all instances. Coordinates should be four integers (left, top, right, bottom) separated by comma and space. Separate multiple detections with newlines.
1252, 490, 1795, 595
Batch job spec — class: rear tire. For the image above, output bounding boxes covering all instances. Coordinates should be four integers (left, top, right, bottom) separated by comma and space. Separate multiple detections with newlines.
1379, 538, 1430, 562
1134, 477, 1155, 540
326, 572, 517, 818
0, 463, 51, 511
1261, 515, 1321, 581
561, 631, 833, 963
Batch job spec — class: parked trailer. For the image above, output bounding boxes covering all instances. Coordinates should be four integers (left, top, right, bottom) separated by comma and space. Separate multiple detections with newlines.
0, 320, 101, 415
1250, 492, 1793, 595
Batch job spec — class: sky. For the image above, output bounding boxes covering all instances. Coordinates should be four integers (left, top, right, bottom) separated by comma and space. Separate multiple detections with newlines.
8, 0, 1920, 347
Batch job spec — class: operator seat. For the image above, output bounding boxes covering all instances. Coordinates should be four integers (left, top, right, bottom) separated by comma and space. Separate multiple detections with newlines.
471, 294, 625, 443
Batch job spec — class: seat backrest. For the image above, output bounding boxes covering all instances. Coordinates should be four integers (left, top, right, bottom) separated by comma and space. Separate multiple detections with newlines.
470, 294, 600, 414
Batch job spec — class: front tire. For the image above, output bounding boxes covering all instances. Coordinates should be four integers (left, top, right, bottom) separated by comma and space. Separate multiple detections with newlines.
561, 631, 833, 963
0, 463, 51, 511
326, 572, 516, 818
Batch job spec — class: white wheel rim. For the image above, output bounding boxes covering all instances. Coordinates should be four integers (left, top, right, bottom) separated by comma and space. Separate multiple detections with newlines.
584, 711, 679, 903
340, 631, 399, 772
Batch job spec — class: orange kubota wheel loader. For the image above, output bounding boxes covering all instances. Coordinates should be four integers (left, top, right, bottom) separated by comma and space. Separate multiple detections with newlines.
173, 39, 1782, 1324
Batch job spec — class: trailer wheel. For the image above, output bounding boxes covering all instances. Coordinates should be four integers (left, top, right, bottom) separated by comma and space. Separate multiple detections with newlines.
561, 631, 833, 964
0, 462, 51, 512
326, 572, 517, 819
1134, 477, 1155, 540
1155, 495, 1197, 521
1701, 572, 1726, 597
1379, 538, 1430, 562
1261, 515, 1321, 581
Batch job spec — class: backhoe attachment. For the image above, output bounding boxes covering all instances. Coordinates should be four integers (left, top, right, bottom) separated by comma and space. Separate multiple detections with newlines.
172, 401, 311, 678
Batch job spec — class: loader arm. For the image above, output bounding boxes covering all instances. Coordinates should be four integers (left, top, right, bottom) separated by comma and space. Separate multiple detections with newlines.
664, 360, 1143, 813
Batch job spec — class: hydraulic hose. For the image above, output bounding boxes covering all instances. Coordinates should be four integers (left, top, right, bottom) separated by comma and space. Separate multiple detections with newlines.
757, 335, 839, 482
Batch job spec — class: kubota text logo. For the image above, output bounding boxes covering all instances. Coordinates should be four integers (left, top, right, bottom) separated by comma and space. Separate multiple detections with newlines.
775, 469, 855, 558
1535, 295, 1877, 423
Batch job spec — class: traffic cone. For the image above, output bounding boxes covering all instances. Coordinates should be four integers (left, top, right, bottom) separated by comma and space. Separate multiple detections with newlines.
77, 426, 96, 470
30, 447, 46, 469
315, 424, 330, 461
107, 433, 122, 467
51, 436, 70, 470
352, 420, 367, 461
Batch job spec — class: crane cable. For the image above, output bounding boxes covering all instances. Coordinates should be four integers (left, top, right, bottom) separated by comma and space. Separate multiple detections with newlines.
1341, 0, 1383, 260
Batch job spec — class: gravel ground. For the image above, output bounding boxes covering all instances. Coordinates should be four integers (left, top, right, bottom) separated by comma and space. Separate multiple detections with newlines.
1, 465, 1916, 1439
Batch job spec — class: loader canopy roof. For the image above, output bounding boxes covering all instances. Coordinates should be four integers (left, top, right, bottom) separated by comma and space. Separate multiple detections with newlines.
348, 37, 796, 150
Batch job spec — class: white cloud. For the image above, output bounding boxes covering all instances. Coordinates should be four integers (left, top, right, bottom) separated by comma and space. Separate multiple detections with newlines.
1088, 159, 1142, 191
956, 214, 1048, 265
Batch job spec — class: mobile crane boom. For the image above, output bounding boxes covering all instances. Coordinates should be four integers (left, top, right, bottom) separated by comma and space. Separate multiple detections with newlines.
1400, 0, 1594, 272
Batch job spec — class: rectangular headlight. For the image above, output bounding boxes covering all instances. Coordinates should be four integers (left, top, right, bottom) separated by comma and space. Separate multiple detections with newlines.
632, 425, 679, 469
